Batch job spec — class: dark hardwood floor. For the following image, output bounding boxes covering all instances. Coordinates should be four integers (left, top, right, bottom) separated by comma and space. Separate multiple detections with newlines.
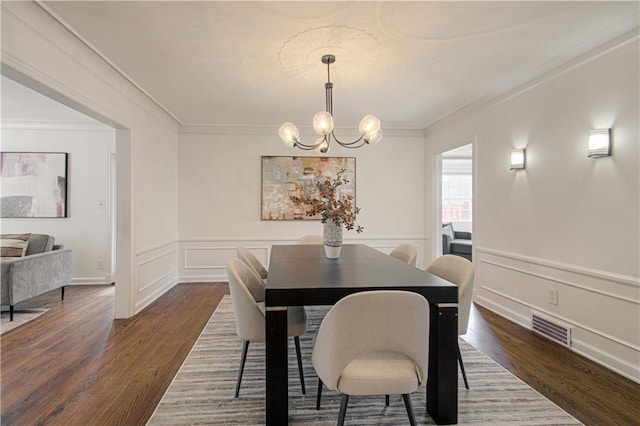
1, 283, 228, 425
464, 303, 640, 426
2, 284, 639, 425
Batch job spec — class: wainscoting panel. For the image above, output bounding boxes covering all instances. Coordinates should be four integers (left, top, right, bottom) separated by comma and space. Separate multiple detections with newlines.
474, 247, 640, 383
135, 241, 179, 313
178, 237, 427, 283
180, 243, 237, 283
184, 247, 235, 270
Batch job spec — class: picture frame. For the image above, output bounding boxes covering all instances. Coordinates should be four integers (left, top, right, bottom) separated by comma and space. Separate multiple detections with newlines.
0, 152, 69, 218
261, 156, 356, 220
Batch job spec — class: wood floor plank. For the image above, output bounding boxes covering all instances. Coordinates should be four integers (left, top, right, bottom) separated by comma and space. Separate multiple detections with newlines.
1, 283, 228, 426
1, 283, 638, 425
465, 303, 640, 426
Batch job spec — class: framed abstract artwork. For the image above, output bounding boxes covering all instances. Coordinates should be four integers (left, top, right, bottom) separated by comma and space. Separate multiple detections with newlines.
261, 156, 355, 220
0, 152, 69, 218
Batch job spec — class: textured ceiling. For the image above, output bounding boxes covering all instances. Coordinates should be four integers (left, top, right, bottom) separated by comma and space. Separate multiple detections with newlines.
25, 1, 640, 130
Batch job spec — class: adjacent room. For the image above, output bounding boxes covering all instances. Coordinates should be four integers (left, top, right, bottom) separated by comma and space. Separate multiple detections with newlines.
1, 2, 638, 425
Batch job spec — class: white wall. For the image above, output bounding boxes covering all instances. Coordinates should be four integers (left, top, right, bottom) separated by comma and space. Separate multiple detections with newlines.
177, 129, 429, 282
1, 1, 181, 317
425, 36, 640, 382
1, 126, 115, 284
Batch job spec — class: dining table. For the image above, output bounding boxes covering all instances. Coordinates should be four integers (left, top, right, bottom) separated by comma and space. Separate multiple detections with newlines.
265, 243, 459, 425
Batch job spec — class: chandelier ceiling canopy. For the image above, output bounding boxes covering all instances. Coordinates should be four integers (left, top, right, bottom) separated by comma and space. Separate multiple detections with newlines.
278, 54, 382, 154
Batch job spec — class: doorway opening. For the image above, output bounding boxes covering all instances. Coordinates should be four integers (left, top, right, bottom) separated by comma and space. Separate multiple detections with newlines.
439, 143, 473, 260
2, 65, 133, 318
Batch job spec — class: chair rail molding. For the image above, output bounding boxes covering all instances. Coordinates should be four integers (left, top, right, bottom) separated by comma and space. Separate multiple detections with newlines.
476, 247, 639, 287
474, 247, 640, 384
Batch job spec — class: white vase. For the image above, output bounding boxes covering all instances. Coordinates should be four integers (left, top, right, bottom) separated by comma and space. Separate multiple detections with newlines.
323, 220, 343, 259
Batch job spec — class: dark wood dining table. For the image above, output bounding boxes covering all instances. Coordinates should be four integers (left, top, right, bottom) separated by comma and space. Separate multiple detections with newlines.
265, 244, 459, 425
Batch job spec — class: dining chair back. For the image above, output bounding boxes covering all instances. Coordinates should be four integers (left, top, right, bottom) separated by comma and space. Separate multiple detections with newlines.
425, 254, 474, 388
236, 245, 268, 280
296, 235, 323, 244
389, 243, 418, 266
312, 290, 429, 425
227, 258, 307, 397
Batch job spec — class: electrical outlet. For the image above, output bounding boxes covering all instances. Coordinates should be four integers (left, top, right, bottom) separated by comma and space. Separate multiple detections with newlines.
97, 259, 104, 270
548, 288, 558, 305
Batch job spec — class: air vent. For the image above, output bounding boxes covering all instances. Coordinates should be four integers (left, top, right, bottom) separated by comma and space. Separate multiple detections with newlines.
531, 311, 572, 347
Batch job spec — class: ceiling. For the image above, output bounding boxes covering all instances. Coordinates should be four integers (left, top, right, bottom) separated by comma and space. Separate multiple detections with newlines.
16, 2, 640, 130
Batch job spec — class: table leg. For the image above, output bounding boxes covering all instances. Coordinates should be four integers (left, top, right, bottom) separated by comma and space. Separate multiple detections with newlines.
266, 307, 288, 425
426, 303, 458, 424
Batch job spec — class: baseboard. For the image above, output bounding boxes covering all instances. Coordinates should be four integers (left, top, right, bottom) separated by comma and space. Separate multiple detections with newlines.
473, 294, 531, 329
72, 277, 110, 285
179, 274, 228, 283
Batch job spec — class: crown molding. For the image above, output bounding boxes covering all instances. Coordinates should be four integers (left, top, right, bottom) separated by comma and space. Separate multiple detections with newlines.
37, 1, 183, 127
1, 119, 114, 131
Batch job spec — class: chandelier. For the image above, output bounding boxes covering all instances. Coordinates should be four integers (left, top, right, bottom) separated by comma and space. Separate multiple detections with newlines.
278, 54, 382, 153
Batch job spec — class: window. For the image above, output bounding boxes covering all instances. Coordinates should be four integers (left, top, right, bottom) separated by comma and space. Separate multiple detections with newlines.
442, 174, 472, 222
442, 158, 472, 223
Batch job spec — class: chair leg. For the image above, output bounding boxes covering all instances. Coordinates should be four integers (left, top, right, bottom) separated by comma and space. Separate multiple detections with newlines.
458, 342, 469, 389
9, 305, 14, 322
337, 394, 349, 426
316, 378, 323, 410
294, 336, 306, 394
402, 394, 416, 426
385, 395, 390, 406
61, 286, 65, 301
235, 340, 250, 398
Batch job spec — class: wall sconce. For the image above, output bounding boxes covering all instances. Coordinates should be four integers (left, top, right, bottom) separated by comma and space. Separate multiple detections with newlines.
510, 149, 526, 170
588, 128, 611, 158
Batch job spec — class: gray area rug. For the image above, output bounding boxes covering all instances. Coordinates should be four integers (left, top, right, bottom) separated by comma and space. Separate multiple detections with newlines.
0, 309, 48, 335
148, 296, 581, 425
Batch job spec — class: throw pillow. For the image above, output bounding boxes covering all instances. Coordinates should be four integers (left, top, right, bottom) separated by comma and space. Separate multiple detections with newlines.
442, 223, 455, 241
0, 233, 32, 257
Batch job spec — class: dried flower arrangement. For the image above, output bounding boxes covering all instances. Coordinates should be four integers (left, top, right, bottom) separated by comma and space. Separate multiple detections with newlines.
290, 168, 363, 233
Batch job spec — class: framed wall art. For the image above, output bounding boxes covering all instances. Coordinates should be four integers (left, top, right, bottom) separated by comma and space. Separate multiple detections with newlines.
0, 152, 69, 218
261, 156, 355, 220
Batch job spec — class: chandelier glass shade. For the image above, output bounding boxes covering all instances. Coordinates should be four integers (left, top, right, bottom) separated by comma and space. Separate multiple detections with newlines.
278, 54, 382, 153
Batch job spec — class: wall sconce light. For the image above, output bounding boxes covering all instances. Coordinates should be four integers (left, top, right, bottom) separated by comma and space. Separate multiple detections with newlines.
510, 149, 526, 170
588, 128, 611, 158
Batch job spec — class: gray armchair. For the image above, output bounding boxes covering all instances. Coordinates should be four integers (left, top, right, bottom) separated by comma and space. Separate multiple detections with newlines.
442, 223, 472, 261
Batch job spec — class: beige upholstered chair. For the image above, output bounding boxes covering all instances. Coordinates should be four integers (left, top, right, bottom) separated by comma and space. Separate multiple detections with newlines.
226, 258, 307, 397
389, 243, 418, 267
425, 254, 475, 389
296, 235, 323, 244
312, 290, 430, 425
236, 246, 267, 281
